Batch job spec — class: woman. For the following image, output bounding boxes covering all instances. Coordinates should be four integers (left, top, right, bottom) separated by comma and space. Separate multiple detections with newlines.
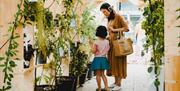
100, 3, 129, 90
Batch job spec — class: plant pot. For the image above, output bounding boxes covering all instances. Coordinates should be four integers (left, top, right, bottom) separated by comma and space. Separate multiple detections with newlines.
56, 76, 77, 91
35, 85, 55, 91
87, 63, 93, 80
73, 76, 78, 91
79, 69, 88, 87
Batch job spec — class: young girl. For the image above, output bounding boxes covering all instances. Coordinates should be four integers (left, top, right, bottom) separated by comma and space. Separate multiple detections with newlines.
89, 26, 110, 91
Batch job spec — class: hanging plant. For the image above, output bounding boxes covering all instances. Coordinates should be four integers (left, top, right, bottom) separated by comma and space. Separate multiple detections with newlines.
0, 1, 22, 90
142, 0, 164, 91
79, 8, 96, 40
176, 8, 180, 47
0, 0, 55, 90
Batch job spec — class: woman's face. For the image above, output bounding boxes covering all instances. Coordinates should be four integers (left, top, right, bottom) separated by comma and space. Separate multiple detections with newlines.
101, 9, 110, 17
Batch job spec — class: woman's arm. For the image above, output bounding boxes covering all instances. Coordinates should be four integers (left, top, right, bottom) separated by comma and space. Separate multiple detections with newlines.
108, 14, 129, 32
109, 26, 129, 32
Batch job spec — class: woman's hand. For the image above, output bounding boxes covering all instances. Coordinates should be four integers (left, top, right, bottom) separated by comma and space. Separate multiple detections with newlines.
108, 26, 127, 32
108, 26, 115, 32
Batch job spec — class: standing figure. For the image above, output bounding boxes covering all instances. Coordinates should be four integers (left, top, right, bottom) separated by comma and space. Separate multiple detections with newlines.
89, 26, 110, 91
100, 3, 129, 90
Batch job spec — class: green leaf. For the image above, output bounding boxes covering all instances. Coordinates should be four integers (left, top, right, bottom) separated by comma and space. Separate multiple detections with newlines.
5, 51, 9, 56
9, 60, 16, 67
177, 25, 180, 27
177, 15, 180, 19
13, 34, 20, 39
154, 79, 160, 87
8, 26, 13, 32
0, 57, 5, 61
10, 50, 16, 56
148, 67, 153, 73
9, 74, 13, 78
4, 86, 11, 90
144, 0, 147, 2
8, 67, 13, 72
4, 73, 8, 82
178, 42, 180, 47
150, 58, 155, 63
143, 7, 150, 16
7, 81, 11, 85
156, 66, 161, 76
3, 68, 7, 72
176, 8, 180, 11
0, 65, 5, 67
35, 76, 41, 83
8, 77, 11, 81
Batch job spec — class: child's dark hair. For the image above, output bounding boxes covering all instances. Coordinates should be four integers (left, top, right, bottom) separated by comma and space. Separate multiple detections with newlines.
96, 26, 108, 39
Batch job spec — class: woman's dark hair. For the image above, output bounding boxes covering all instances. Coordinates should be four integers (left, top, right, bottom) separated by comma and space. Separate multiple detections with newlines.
96, 26, 108, 38
100, 3, 115, 21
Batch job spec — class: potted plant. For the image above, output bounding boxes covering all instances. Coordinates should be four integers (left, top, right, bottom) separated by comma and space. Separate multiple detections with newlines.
35, 60, 56, 91
67, 42, 88, 91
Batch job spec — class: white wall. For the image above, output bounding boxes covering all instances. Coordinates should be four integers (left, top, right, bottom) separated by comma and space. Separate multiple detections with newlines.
164, 0, 180, 90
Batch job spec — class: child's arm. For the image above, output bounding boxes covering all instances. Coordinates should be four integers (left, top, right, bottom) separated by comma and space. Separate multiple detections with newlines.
89, 40, 97, 54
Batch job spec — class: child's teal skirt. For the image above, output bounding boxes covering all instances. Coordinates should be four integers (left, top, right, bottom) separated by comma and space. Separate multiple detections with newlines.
91, 57, 110, 71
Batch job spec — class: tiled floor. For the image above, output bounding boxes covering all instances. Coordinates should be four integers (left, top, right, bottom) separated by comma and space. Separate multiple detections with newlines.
77, 64, 150, 91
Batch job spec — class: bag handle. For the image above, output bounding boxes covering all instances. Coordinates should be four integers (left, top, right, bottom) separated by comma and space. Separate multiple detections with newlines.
117, 31, 124, 39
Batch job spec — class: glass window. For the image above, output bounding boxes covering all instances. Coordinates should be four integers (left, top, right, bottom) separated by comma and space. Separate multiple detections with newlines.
130, 15, 141, 27
119, 2, 139, 11
122, 15, 128, 20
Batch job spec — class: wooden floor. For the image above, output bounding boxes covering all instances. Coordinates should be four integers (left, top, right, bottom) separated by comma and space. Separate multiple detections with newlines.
77, 64, 150, 91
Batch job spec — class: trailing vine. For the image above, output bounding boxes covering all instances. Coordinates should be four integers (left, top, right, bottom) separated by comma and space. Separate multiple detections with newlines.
0, 0, 55, 90
142, 0, 164, 91
176, 8, 180, 47
0, 1, 22, 90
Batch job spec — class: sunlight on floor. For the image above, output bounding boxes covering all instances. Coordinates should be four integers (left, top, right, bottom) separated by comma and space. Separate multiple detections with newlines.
77, 64, 150, 91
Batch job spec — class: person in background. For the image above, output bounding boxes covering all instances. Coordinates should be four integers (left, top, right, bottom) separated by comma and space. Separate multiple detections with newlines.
89, 25, 110, 91
100, 2, 129, 90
